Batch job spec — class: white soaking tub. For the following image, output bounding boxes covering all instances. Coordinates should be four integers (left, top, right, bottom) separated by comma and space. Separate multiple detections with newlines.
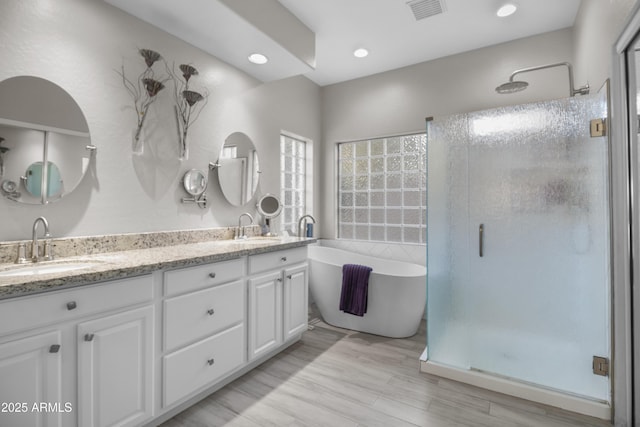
308, 245, 426, 338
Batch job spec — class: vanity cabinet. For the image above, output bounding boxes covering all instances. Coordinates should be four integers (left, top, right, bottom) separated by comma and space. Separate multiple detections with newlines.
161, 258, 246, 408
0, 274, 154, 427
247, 247, 308, 361
0, 242, 311, 426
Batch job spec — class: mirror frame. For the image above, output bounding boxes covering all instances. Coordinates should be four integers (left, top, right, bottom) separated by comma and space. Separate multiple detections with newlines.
256, 193, 283, 219
183, 169, 207, 196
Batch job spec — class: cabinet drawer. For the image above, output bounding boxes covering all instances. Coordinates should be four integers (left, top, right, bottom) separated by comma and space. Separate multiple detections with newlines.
163, 323, 245, 407
163, 279, 245, 351
164, 258, 244, 296
248, 247, 307, 275
0, 275, 153, 337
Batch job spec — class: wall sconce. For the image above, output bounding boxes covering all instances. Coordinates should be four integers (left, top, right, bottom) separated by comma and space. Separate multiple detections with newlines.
117, 49, 170, 154
167, 64, 208, 160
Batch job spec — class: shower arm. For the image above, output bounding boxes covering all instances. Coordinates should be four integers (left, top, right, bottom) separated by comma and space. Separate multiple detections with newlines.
508, 62, 589, 97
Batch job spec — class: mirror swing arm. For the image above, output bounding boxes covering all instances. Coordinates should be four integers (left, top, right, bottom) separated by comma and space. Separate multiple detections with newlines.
181, 194, 207, 208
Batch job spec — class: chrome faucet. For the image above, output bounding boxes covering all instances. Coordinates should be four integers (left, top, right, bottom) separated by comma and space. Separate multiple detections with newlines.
297, 214, 316, 237
31, 216, 53, 262
236, 213, 254, 239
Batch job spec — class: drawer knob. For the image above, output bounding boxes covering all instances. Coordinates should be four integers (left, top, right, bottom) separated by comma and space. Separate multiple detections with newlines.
287, 275, 292, 279
207, 308, 215, 316
277, 278, 283, 283
281, 257, 287, 262
209, 272, 216, 279
66, 301, 77, 311
84, 333, 95, 342
207, 358, 215, 366
49, 344, 61, 353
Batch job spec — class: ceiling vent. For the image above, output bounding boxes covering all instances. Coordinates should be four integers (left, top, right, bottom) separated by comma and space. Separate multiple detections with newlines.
406, 0, 446, 21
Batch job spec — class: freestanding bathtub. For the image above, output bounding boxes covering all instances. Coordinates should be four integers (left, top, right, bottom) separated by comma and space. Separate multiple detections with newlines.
308, 245, 427, 338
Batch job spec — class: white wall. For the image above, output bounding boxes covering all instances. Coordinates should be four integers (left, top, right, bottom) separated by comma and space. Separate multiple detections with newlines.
573, 0, 637, 89
573, 1, 639, 425
0, 0, 321, 241
320, 28, 575, 262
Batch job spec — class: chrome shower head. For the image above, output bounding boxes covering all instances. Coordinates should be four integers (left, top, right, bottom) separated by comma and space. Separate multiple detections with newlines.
495, 80, 529, 94
496, 62, 589, 97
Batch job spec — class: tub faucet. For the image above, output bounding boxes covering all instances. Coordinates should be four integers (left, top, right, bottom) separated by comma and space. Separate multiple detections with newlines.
297, 214, 316, 237
236, 213, 254, 239
31, 216, 53, 262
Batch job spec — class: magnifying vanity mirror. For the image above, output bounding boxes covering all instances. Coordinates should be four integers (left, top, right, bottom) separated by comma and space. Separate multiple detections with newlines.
217, 132, 260, 206
0, 76, 94, 204
256, 193, 282, 236
181, 169, 208, 208
183, 169, 207, 196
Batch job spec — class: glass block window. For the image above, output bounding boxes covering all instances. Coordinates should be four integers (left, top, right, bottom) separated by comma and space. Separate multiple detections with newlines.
281, 134, 307, 235
338, 133, 426, 243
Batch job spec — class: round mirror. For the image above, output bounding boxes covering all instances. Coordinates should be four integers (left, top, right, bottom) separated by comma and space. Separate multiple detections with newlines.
183, 169, 207, 196
256, 193, 282, 237
217, 132, 260, 206
257, 194, 282, 218
0, 76, 92, 204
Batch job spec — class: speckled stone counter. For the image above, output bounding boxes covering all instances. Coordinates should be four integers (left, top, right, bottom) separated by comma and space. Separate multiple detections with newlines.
0, 230, 316, 300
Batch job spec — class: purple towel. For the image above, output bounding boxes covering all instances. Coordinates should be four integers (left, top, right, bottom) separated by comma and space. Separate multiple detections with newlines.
339, 264, 373, 317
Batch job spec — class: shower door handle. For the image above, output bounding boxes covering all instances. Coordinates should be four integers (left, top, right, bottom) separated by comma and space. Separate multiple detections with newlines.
479, 224, 484, 257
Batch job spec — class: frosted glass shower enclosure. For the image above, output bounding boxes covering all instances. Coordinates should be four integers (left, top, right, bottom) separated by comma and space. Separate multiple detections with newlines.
425, 91, 611, 414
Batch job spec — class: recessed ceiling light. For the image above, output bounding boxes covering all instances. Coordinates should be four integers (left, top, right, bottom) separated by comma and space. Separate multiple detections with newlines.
248, 53, 268, 65
353, 48, 369, 58
497, 3, 517, 17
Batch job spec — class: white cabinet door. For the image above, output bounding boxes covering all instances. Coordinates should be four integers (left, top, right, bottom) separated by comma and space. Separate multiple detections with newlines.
283, 263, 308, 341
77, 306, 153, 427
247, 271, 282, 360
0, 330, 64, 427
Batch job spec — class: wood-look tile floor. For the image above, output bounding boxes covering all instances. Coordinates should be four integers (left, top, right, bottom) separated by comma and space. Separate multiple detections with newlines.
160, 310, 612, 427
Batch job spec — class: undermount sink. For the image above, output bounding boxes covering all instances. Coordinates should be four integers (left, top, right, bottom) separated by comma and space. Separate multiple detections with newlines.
0, 261, 99, 278
245, 236, 281, 241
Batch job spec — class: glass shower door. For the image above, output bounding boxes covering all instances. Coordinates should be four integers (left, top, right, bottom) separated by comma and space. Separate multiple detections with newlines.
427, 92, 611, 401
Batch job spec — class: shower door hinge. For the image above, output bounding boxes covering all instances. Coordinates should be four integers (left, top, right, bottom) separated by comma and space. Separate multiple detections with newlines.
592, 356, 609, 376
590, 118, 607, 137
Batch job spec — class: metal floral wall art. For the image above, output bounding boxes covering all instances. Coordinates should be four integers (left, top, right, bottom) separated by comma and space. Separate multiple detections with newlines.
117, 48, 170, 154
168, 63, 208, 160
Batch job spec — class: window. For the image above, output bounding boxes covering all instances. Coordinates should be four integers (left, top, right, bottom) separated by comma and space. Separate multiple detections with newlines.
280, 134, 307, 235
337, 133, 426, 243
221, 145, 237, 158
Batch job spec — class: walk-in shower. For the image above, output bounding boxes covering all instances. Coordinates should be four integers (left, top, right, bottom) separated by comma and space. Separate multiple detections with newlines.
496, 61, 590, 97
423, 87, 611, 418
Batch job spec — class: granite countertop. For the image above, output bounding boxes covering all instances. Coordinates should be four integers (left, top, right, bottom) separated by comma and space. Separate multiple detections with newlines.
0, 237, 316, 300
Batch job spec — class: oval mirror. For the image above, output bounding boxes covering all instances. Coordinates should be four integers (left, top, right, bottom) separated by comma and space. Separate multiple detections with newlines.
0, 76, 92, 204
257, 193, 282, 218
183, 169, 207, 196
217, 132, 260, 206
23, 161, 63, 199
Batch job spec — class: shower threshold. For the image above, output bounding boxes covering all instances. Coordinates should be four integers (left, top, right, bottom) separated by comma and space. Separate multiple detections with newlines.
420, 359, 611, 420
